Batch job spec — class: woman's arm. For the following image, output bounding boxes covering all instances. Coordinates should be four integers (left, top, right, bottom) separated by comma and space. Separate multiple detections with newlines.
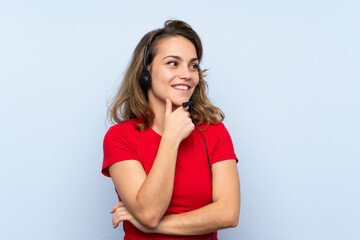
112, 159, 240, 234
108, 137, 178, 229
108, 100, 194, 229
153, 159, 240, 235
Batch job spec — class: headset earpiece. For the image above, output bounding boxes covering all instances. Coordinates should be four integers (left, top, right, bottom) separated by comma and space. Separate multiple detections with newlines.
140, 43, 152, 90
140, 68, 151, 90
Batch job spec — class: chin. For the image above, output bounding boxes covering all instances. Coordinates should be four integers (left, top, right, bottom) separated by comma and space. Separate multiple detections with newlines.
171, 98, 190, 107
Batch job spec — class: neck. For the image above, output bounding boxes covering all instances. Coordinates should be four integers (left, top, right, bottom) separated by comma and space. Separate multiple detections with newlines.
149, 99, 177, 136
151, 104, 165, 136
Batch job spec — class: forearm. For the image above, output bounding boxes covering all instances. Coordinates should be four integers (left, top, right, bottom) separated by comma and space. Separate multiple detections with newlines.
111, 160, 240, 232
152, 200, 239, 235
134, 136, 180, 226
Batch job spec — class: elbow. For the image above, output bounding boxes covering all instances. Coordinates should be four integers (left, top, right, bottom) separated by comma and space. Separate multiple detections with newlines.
141, 218, 160, 229
229, 213, 239, 228
137, 211, 161, 229
227, 212, 239, 228
220, 196, 240, 228
222, 208, 239, 228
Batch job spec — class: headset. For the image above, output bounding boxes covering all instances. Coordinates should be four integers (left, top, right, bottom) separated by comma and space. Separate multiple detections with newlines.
139, 43, 152, 91
140, 41, 214, 239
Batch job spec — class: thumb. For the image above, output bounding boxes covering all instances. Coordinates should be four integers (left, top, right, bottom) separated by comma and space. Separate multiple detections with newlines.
165, 98, 172, 117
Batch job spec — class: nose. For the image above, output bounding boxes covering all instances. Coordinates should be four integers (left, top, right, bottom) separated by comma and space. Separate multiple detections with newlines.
178, 65, 192, 80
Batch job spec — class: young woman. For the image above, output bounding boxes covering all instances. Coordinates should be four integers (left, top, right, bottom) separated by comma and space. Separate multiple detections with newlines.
102, 20, 240, 240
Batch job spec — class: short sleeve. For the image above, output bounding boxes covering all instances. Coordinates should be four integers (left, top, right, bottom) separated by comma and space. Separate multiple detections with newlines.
212, 123, 238, 165
101, 124, 139, 177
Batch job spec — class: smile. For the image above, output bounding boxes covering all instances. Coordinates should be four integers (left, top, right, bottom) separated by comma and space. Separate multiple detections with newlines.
172, 85, 190, 90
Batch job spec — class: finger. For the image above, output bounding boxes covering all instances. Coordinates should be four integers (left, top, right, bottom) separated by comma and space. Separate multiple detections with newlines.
165, 98, 172, 117
113, 211, 123, 228
179, 106, 191, 118
113, 213, 125, 228
113, 217, 119, 228
113, 215, 122, 228
176, 105, 189, 113
110, 202, 124, 213
110, 206, 117, 213
110, 203, 120, 213
115, 206, 127, 213
113, 211, 131, 228
114, 207, 130, 218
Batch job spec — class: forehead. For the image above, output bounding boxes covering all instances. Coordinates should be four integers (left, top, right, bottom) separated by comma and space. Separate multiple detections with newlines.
154, 36, 198, 59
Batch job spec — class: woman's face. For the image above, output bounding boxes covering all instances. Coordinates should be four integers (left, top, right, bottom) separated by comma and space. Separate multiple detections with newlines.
147, 36, 200, 110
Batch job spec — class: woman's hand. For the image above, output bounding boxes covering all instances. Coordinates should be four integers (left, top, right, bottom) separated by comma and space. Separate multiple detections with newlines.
110, 202, 154, 233
163, 98, 194, 143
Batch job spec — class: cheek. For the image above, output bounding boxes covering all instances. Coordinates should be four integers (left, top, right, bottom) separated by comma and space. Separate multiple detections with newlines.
194, 73, 200, 83
151, 69, 173, 89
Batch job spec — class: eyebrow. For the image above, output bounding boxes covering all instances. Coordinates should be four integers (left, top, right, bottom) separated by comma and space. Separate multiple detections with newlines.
162, 55, 199, 62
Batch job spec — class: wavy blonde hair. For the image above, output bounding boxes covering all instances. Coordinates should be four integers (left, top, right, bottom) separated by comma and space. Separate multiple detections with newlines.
108, 20, 224, 130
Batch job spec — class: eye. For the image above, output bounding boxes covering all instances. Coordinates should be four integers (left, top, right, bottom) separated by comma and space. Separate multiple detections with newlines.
167, 61, 178, 66
190, 64, 199, 71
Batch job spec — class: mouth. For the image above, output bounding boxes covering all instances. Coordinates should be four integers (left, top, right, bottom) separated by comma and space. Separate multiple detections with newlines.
171, 84, 190, 90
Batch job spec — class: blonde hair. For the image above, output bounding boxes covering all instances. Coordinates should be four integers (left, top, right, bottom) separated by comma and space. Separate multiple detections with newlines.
107, 20, 224, 130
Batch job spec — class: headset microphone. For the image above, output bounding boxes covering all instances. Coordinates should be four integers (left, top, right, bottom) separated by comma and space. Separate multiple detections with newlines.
182, 101, 193, 108
182, 84, 200, 108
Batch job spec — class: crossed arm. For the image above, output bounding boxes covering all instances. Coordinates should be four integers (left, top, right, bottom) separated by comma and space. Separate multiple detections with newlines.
109, 152, 240, 235
143, 159, 240, 235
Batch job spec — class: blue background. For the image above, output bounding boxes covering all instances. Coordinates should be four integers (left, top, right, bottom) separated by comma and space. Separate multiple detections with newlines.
1, 0, 359, 239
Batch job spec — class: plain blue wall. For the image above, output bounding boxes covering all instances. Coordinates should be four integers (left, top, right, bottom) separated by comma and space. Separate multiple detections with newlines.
1, 1, 359, 239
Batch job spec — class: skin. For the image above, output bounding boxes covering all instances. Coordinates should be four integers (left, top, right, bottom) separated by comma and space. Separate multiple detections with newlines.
147, 36, 200, 135
108, 36, 240, 234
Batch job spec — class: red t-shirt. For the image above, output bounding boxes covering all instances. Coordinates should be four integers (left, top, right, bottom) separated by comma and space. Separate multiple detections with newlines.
102, 119, 238, 240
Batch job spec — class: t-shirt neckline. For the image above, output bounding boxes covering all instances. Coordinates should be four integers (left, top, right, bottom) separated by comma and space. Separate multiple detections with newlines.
148, 127, 162, 138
